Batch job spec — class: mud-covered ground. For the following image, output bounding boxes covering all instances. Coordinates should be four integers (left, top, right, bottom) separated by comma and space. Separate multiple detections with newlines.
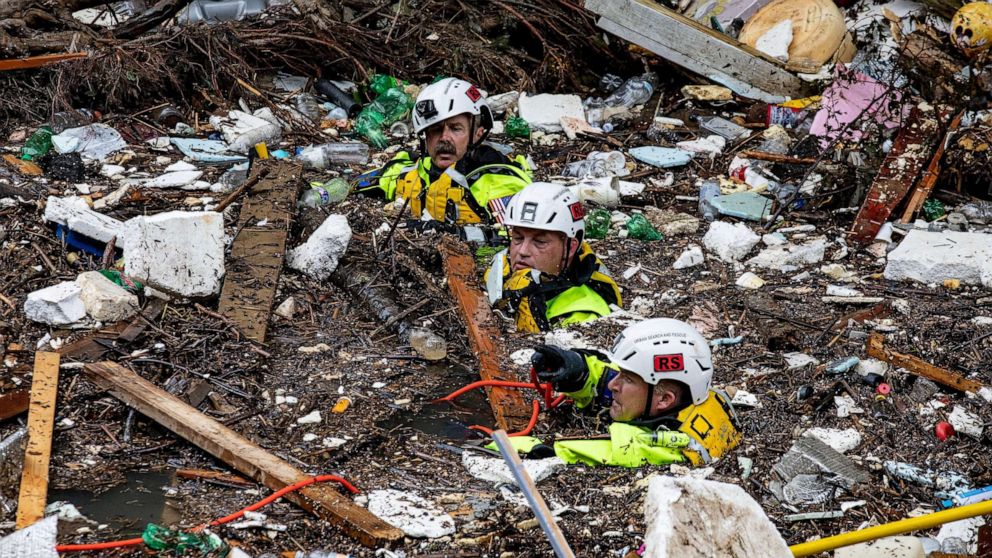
1, 85, 991, 558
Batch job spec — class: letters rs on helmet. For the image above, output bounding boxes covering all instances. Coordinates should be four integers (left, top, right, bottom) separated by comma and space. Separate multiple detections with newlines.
608, 318, 713, 406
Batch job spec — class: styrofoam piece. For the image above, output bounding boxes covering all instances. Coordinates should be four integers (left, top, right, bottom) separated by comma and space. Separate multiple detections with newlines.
673, 244, 704, 269
122, 211, 225, 297
834, 536, 924, 558
703, 221, 760, 262
170, 138, 247, 163
141, 170, 204, 189
286, 214, 352, 280
366, 489, 455, 539
25, 282, 86, 325
629, 146, 694, 168
736, 272, 765, 289
643, 476, 791, 557
885, 229, 992, 288
209, 110, 281, 154
711, 191, 773, 221
75, 271, 138, 322
0, 515, 59, 558
802, 427, 861, 454
44, 196, 124, 244
462, 452, 564, 485
517, 93, 585, 132
747, 237, 827, 272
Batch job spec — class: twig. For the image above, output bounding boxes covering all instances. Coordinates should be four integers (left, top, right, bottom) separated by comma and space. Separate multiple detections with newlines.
214, 167, 270, 212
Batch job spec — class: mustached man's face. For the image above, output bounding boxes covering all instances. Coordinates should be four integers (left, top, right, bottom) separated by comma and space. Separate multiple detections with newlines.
425, 114, 484, 169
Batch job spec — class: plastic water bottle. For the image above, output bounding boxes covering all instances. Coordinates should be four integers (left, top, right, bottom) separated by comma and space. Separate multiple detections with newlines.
298, 178, 349, 208
325, 106, 348, 121
699, 179, 720, 222
297, 143, 370, 168
295, 93, 324, 123
51, 109, 98, 134
409, 328, 447, 361
604, 73, 656, 108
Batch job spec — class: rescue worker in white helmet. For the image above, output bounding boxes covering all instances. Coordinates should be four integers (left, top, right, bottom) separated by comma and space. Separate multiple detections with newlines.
484, 182, 621, 333
355, 77, 532, 227
499, 318, 741, 468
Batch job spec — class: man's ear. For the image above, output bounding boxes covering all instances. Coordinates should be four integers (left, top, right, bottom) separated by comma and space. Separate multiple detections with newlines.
653, 383, 680, 414
473, 126, 486, 143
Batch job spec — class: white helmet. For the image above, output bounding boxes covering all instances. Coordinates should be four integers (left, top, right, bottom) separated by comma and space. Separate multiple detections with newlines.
502, 182, 585, 240
412, 78, 493, 134
608, 318, 713, 406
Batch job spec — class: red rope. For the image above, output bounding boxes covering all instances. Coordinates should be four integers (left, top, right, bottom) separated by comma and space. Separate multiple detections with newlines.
444, 369, 567, 437
55, 475, 358, 553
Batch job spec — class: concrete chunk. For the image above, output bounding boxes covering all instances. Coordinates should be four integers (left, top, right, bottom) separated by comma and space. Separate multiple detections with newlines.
884, 229, 992, 288
44, 196, 125, 244
287, 214, 352, 280
748, 237, 827, 272
703, 221, 760, 262
643, 476, 792, 558
25, 281, 86, 325
517, 93, 585, 133
75, 271, 139, 322
123, 211, 226, 297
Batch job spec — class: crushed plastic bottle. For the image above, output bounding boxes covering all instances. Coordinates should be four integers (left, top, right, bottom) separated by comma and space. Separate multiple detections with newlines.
297, 143, 370, 168
922, 199, 946, 222
51, 109, 98, 134
295, 93, 324, 123
599, 73, 623, 93
504, 116, 531, 138
299, 178, 349, 208
369, 74, 402, 96
698, 179, 720, 222
21, 126, 53, 161
563, 151, 627, 178
142, 523, 225, 554
584, 209, 612, 239
355, 87, 413, 149
960, 201, 992, 223
409, 328, 447, 361
603, 72, 656, 108
325, 106, 349, 121
625, 214, 663, 241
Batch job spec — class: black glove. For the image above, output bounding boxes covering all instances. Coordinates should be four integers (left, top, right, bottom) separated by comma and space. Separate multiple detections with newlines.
531, 344, 588, 393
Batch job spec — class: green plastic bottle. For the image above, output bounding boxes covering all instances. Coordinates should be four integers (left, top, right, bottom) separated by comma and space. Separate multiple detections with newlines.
626, 214, 663, 241
355, 88, 413, 149
584, 209, 612, 240
922, 199, 945, 222
142, 523, 225, 554
21, 126, 53, 161
369, 74, 401, 96
504, 117, 531, 138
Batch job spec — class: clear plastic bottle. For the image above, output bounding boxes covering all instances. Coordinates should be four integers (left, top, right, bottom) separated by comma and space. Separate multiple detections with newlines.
295, 93, 324, 123
699, 179, 720, 222
409, 327, 447, 361
960, 201, 992, 223
51, 109, 98, 134
297, 143, 370, 168
599, 73, 623, 93
298, 178, 349, 207
325, 106, 348, 121
603, 72, 656, 108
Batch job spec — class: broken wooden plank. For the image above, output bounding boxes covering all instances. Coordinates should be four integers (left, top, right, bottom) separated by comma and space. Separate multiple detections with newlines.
16, 352, 61, 529
586, 0, 807, 102
84, 361, 402, 546
900, 110, 964, 223
0, 52, 88, 72
217, 161, 302, 344
849, 107, 940, 245
58, 298, 166, 361
0, 389, 30, 422
866, 333, 983, 393
440, 237, 533, 431
176, 469, 253, 487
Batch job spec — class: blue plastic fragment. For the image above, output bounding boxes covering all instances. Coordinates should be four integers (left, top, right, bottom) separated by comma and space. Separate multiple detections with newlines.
826, 356, 860, 374
710, 191, 773, 221
628, 146, 693, 168
710, 336, 743, 347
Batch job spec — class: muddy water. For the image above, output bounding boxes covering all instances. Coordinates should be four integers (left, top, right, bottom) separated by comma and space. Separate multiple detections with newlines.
379, 364, 496, 439
50, 470, 180, 535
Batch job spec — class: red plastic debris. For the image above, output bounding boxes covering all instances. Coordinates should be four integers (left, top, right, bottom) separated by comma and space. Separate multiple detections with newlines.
876, 383, 892, 395
936, 421, 956, 441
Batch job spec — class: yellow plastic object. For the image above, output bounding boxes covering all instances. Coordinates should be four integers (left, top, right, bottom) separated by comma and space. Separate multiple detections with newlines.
738, 0, 850, 68
790, 498, 992, 556
779, 96, 821, 109
254, 143, 269, 159
952, 2, 992, 57
331, 396, 351, 414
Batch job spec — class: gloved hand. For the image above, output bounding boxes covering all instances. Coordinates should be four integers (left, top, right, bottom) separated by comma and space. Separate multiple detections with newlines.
531, 344, 588, 393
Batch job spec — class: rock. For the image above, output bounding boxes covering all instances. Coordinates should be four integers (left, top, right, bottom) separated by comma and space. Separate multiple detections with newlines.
286, 214, 352, 280
645, 208, 700, 236
517, 93, 585, 133
802, 427, 861, 453
642, 476, 792, 558
44, 196, 125, 244
747, 237, 827, 271
25, 282, 86, 325
123, 211, 226, 297
703, 221, 760, 262
834, 536, 925, 558
296, 410, 321, 424
366, 489, 455, 539
736, 272, 765, 289
949, 406, 984, 438
673, 245, 704, 269
884, 229, 992, 288
274, 297, 297, 319
75, 271, 138, 322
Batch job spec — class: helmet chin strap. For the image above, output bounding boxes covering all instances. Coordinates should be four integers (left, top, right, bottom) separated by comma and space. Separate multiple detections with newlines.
643, 383, 655, 419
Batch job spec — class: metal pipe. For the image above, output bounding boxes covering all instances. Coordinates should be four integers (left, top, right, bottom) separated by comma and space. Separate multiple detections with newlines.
492, 430, 575, 558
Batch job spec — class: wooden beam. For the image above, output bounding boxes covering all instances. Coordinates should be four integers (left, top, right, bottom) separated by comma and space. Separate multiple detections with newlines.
0, 389, 30, 422
16, 352, 61, 529
217, 161, 302, 344
586, 0, 806, 102
900, 110, 964, 223
866, 333, 983, 393
84, 361, 403, 546
0, 52, 88, 72
440, 238, 533, 431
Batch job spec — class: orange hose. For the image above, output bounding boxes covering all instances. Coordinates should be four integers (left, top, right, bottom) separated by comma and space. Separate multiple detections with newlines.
468, 399, 541, 437
439, 380, 546, 401
56, 475, 358, 553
